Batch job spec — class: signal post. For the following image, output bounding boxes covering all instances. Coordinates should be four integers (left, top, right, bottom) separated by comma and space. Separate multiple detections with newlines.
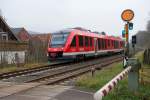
121, 9, 141, 92
121, 9, 134, 57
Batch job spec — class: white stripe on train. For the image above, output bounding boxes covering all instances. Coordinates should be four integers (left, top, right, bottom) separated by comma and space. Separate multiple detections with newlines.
63, 49, 123, 56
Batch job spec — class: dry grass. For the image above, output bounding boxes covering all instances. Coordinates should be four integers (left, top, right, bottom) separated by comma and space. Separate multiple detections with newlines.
0, 63, 48, 74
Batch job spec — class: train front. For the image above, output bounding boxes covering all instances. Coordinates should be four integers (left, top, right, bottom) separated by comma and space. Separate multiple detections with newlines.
47, 30, 70, 61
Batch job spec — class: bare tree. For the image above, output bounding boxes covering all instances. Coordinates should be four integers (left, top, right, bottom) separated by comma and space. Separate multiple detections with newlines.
136, 18, 150, 48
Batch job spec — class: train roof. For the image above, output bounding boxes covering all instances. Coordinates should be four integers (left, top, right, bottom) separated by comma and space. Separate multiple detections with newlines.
71, 29, 123, 41
52, 28, 123, 41
51, 29, 73, 34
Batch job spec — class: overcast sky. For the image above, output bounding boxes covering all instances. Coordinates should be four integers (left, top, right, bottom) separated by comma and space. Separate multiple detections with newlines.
0, 0, 150, 37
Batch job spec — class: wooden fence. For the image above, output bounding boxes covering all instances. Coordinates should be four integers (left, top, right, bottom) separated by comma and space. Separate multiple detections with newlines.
0, 39, 48, 66
0, 40, 28, 51
25, 39, 48, 63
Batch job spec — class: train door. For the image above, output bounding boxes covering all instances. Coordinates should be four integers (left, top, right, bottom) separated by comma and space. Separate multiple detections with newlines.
94, 38, 98, 54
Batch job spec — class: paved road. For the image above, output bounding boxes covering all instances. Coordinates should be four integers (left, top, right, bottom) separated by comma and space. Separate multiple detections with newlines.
0, 83, 94, 100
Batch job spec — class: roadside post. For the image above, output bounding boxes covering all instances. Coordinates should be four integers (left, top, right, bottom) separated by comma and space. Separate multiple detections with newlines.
127, 58, 141, 92
91, 66, 95, 77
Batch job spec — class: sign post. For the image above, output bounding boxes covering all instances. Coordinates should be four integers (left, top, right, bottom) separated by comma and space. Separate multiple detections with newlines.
121, 9, 134, 57
121, 9, 141, 92
121, 9, 134, 67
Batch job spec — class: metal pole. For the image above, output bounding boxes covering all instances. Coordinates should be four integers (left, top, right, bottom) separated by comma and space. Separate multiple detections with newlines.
125, 22, 129, 57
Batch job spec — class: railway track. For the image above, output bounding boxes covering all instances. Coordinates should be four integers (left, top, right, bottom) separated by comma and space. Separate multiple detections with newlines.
0, 61, 71, 80
23, 55, 122, 83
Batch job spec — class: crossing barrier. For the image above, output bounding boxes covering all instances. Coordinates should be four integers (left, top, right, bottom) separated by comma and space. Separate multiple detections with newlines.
94, 66, 131, 100
94, 58, 141, 100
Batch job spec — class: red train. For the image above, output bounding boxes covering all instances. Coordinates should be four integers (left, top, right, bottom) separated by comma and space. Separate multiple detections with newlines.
48, 28, 124, 61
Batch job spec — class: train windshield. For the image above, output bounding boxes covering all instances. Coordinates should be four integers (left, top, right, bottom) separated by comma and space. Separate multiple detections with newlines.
50, 31, 70, 47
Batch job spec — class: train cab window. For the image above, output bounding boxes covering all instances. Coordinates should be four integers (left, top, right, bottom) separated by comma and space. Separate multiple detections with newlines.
71, 36, 76, 47
85, 36, 89, 47
89, 37, 93, 47
79, 35, 83, 47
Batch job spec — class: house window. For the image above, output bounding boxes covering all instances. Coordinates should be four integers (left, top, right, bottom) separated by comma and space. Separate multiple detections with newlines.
2, 34, 8, 41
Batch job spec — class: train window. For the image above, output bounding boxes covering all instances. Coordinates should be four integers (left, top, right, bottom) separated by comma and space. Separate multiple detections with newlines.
101, 39, 103, 49
111, 40, 113, 47
114, 41, 116, 48
89, 37, 93, 47
108, 40, 110, 47
120, 41, 122, 47
102, 39, 105, 49
116, 41, 119, 48
98, 39, 101, 50
115, 41, 117, 48
98, 39, 100, 50
104, 39, 107, 49
79, 35, 83, 47
71, 36, 76, 47
116, 41, 117, 48
110, 40, 112, 47
120, 42, 121, 47
85, 36, 89, 47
